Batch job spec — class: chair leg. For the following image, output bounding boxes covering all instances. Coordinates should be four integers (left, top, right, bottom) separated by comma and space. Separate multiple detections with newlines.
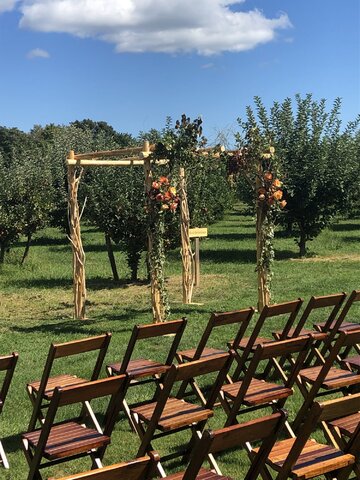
0, 440, 9, 469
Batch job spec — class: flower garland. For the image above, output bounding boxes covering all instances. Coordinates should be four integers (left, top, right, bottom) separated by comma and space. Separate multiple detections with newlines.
148, 176, 179, 319
256, 147, 286, 303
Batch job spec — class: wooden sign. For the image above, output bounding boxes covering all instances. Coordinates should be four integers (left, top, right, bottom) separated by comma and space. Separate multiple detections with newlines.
189, 228, 208, 239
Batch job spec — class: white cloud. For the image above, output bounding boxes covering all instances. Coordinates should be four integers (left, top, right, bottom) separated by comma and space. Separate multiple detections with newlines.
27, 47, 50, 59
17, 0, 291, 55
0, 0, 18, 13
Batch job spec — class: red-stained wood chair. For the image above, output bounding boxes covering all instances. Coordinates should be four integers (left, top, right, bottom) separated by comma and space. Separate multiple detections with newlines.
0, 352, 18, 469
176, 308, 255, 404
27, 333, 112, 431
314, 289, 360, 335
22, 376, 129, 480
322, 392, 360, 479
293, 329, 360, 434
230, 299, 303, 380
221, 336, 313, 438
164, 411, 288, 480
47, 451, 160, 480
251, 396, 359, 480
130, 352, 234, 477
272, 292, 346, 340
106, 319, 187, 430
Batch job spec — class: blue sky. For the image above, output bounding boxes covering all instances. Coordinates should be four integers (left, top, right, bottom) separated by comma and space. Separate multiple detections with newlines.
0, 0, 359, 142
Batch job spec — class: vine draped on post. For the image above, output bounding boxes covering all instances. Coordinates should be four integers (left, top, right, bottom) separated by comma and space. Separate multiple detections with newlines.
146, 174, 179, 321
229, 123, 286, 310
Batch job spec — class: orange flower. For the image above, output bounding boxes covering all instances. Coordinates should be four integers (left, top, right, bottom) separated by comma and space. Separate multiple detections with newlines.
159, 176, 169, 184
258, 194, 266, 201
279, 200, 287, 209
273, 190, 283, 200
264, 172, 273, 181
170, 202, 178, 211
273, 179, 282, 188
164, 191, 172, 200
152, 181, 160, 189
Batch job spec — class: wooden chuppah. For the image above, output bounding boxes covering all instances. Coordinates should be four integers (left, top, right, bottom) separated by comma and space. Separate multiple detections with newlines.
66, 143, 200, 321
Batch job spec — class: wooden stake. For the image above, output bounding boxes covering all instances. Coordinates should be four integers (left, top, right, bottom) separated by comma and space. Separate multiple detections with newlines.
179, 167, 194, 304
256, 161, 270, 312
67, 150, 87, 319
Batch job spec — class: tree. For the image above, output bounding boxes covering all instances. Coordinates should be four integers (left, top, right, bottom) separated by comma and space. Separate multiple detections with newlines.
237, 95, 360, 256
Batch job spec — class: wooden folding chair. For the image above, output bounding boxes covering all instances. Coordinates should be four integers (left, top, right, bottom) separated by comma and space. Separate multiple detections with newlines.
164, 410, 288, 480
176, 308, 254, 404
27, 333, 112, 431
0, 352, 18, 469
252, 398, 358, 480
130, 352, 234, 477
221, 336, 313, 438
231, 299, 303, 379
293, 329, 360, 433
314, 289, 360, 334
106, 319, 187, 430
272, 292, 346, 340
47, 451, 160, 480
322, 392, 360, 478
22, 376, 129, 480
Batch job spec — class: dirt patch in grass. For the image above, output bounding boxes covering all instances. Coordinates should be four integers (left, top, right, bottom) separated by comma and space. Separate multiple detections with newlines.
290, 254, 360, 262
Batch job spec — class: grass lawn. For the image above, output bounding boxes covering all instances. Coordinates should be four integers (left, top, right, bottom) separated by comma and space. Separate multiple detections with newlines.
0, 204, 359, 479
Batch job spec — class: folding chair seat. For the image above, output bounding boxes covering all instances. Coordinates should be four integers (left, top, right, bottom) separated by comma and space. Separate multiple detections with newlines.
272, 292, 346, 341
164, 411, 287, 480
251, 396, 359, 480
0, 352, 18, 469
221, 336, 313, 437
342, 354, 360, 372
27, 333, 111, 431
230, 300, 303, 379
314, 289, 360, 334
47, 451, 160, 480
293, 328, 360, 432
131, 352, 234, 477
106, 319, 186, 429
176, 308, 254, 404
22, 376, 129, 480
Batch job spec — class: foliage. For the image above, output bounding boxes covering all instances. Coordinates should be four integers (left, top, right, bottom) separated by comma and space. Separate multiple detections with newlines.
236, 95, 360, 256
85, 165, 148, 281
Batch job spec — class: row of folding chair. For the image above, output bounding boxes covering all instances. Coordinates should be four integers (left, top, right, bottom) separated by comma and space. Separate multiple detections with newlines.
49, 393, 360, 480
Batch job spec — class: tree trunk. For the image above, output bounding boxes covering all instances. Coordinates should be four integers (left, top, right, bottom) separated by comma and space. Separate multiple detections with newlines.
21, 232, 32, 266
299, 229, 307, 257
128, 251, 140, 282
0, 242, 5, 264
105, 233, 119, 282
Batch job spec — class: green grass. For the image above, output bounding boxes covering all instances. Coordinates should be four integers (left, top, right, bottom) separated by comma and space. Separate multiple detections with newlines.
0, 205, 359, 479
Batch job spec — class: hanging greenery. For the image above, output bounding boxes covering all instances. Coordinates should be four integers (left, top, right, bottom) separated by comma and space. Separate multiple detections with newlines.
147, 175, 180, 318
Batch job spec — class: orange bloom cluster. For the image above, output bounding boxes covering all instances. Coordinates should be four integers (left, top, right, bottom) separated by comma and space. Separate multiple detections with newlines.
149, 176, 180, 212
258, 172, 286, 209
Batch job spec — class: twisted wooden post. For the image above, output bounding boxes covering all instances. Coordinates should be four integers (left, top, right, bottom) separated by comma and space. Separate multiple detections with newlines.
179, 167, 194, 304
67, 150, 86, 319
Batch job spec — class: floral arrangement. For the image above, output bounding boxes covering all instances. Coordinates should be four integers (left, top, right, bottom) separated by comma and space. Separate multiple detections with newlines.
149, 176, 180, 212
257, 171, 287, 210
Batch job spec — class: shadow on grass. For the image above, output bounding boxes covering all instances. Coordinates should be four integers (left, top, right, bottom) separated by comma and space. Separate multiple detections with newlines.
210, 232, 256, 241
200, 248, 295, 264
343, 236, 360, 243
4, 277, 148, 291
15, 236, 68, 248
2, 433, 22, 454
330, 223, 360, 232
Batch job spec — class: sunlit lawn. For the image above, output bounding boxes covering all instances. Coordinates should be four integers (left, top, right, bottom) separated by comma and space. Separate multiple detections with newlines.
0, 205, 359, 479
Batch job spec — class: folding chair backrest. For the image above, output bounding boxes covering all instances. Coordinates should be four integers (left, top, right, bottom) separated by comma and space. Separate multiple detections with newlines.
335, 289, 360, 328
42, 333, 111, 385
193, 308, 255, 359
119, 319, 187, 374
290, 292, 346, 338
318, 392, 360, 423
182, 411, 288, 480
0, 352, 18, 413
238, 299, 303, 371
40, 376, 128, 456
47, 452, 160, 480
